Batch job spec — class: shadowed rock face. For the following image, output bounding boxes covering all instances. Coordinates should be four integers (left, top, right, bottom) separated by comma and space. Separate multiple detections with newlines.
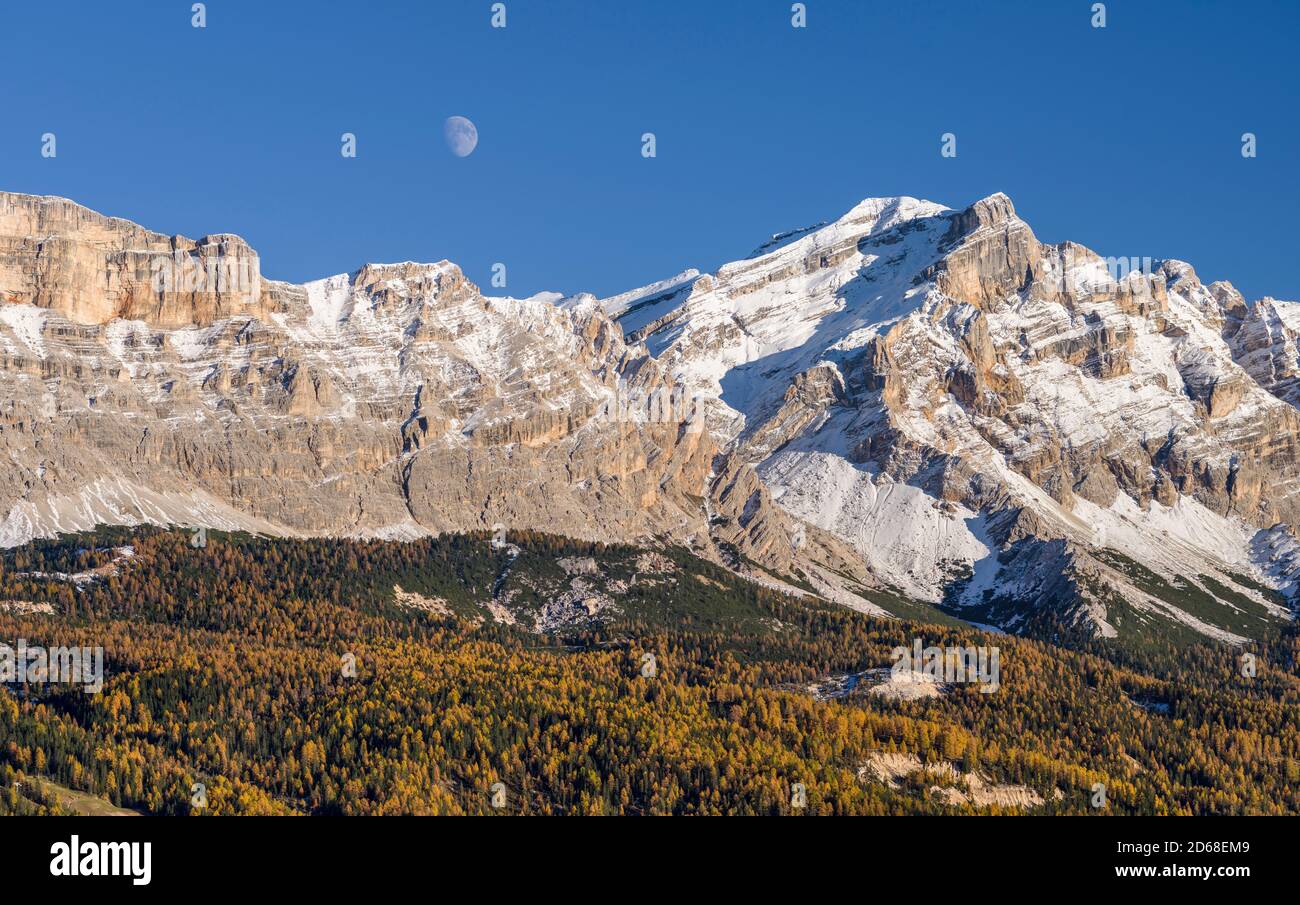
0, 191, 714, 547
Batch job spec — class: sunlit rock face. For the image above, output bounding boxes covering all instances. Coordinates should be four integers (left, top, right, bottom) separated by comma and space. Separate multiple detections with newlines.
0, 192, 269, 327
0, 191, 713, 548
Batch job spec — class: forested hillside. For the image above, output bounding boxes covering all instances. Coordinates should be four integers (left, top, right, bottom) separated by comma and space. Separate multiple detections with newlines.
2, 528, 1298, 815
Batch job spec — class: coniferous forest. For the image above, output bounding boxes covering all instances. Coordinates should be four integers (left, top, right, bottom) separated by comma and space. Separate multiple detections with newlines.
2, 527, 1298, 816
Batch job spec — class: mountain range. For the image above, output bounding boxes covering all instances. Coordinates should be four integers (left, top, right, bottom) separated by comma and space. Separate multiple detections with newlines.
3, 189, 1298, 646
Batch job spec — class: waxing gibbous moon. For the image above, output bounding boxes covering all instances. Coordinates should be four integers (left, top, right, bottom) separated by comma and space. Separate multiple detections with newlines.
443, 116, 478, 158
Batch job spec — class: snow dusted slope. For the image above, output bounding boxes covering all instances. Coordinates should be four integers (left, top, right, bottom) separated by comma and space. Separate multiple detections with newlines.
625, 197, 951, 436
590, 269, 701, 335
620, 192, 1300, 641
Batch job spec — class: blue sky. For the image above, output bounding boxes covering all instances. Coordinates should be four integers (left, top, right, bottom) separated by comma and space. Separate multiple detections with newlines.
2, 0, 1296, 301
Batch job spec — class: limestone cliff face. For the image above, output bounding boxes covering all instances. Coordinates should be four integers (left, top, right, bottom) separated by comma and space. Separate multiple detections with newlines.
870, 194, 1300, 531
870, 197, 1300, 537
0, 192, 270, 328
1231, 297, 1300, 410
0, 192, 713, 546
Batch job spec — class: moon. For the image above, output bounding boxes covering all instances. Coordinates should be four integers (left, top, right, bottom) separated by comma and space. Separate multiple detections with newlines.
443, 116, 478, 158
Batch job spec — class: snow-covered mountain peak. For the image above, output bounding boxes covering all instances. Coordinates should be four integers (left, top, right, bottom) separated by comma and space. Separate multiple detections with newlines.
589, 190, 1300, 638
730, 195, 952, 275
608, 194, 971, 439
846, 193, 952, 222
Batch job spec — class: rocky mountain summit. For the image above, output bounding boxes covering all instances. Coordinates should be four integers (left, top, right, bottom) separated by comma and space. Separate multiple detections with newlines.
3, 189, 1299, 643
